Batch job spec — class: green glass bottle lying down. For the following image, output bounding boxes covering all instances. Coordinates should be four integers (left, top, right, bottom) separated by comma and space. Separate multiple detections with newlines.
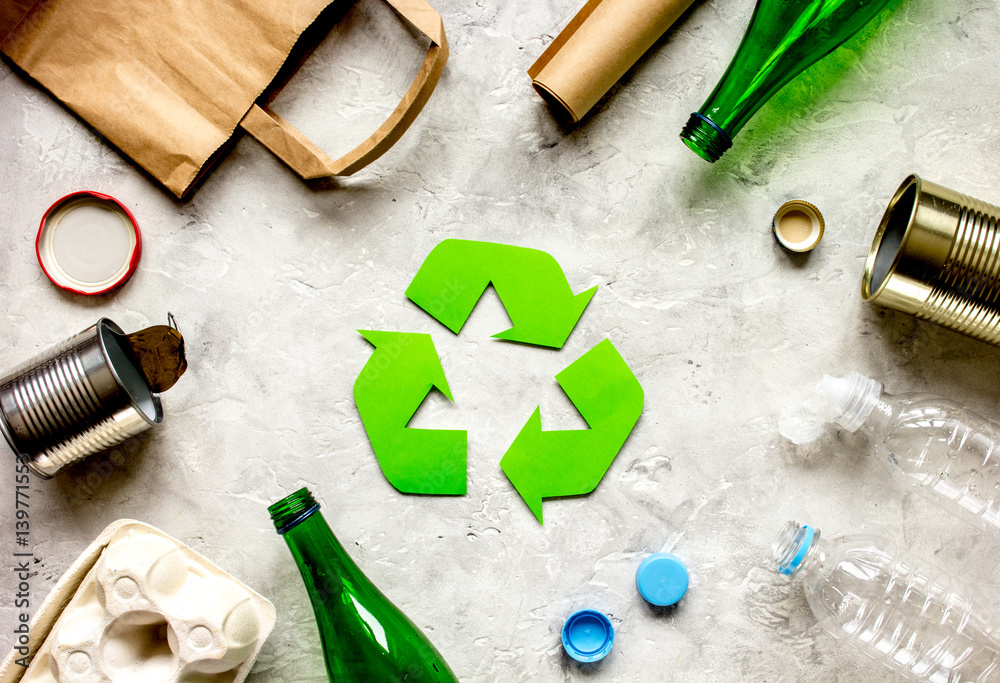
270, 488, 458, 682
681, 0, 894, 162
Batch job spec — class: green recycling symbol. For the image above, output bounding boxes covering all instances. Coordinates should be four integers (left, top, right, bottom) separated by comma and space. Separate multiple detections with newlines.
354, 239, 644, 523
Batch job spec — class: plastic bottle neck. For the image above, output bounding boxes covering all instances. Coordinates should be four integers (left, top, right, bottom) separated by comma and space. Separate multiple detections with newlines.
819, 372, 882, 434
779, 372, 885, 445
859, 393, 895, 438
773, 521, 823, 578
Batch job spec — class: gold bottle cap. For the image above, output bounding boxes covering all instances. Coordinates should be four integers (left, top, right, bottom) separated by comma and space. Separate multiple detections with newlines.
772, 200, 824, 252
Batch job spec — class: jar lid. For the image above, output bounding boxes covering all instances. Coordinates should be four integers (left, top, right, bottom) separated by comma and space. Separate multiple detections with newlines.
635, 552, 689, 606
561, 609, 614, 663
36, 191, 141, 295
772, 200, 824, 252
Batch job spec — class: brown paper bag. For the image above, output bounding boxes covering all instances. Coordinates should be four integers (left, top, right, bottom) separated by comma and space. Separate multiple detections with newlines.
0, 0, 447, 198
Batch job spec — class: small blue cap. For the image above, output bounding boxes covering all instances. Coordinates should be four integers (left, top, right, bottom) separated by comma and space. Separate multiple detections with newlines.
562, 610, 614, 663
636, 553, 689, 607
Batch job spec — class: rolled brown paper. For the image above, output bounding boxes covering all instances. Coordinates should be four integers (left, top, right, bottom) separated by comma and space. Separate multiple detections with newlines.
529, 0, 697, 122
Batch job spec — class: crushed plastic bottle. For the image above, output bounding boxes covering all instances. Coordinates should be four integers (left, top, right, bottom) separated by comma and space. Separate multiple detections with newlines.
779, 372, 1000, 535
773, 521, 1000, 681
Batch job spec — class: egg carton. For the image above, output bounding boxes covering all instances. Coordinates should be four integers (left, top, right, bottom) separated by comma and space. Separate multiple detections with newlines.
0, 520, 276, 683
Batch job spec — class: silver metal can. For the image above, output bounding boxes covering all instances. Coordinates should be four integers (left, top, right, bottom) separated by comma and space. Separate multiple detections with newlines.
0, 319, 162, 477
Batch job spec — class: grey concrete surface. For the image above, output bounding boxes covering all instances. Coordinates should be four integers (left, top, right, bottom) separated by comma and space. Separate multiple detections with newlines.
3, 0, 1000, 680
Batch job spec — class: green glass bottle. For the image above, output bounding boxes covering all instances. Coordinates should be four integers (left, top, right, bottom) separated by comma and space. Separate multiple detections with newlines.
680, 0, 893, 162
269, 488, 458, 682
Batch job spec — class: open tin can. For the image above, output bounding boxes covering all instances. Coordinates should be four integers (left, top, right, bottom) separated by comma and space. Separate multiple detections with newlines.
862, 174, 1000, 346
0, 319, 163, 477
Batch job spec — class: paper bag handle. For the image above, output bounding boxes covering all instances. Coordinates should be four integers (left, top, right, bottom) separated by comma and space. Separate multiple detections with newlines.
239, 0, 448, 179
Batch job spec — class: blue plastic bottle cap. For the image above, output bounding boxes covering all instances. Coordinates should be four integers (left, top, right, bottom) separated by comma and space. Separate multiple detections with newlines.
561, 609, 614, 663
636, 553, 689, 607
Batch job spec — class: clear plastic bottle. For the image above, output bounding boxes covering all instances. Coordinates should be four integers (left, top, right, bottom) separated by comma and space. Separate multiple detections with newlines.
779, 372, 1000, 535
773, 521, 1000, 681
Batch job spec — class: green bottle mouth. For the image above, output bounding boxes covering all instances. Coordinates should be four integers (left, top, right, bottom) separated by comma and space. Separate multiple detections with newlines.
269, 487, 321, 534
680, 112, 733, 163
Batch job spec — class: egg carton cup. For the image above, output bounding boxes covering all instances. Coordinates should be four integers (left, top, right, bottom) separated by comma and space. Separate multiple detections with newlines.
0, 520, 276, 683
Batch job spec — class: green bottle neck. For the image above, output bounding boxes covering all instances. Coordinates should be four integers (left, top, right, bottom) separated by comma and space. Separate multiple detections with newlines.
270, 487, 321, 534
681, 0, 895, 163
269, 488, 358, 593
680, 113, 733, 163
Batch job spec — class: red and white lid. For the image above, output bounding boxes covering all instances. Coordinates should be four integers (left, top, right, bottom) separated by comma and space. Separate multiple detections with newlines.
36, 191, 142, 295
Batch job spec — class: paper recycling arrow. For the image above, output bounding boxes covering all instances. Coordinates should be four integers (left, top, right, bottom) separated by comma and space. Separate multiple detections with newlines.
405, 239, 597, 349
500, 339, 643, 523
354, 330, 467, 495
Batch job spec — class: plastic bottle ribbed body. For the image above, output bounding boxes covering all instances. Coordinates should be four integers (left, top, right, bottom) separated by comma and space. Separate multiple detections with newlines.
868, 394, 1000, 534
778, 524, 1000, 681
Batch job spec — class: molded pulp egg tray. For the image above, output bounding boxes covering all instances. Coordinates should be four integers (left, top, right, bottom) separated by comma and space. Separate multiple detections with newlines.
0, 520, 276, 683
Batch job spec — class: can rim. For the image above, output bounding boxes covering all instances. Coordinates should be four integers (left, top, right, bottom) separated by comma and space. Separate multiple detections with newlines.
96, 319, 163, 425
35, 191, 143, 296
862, 175, 920, 301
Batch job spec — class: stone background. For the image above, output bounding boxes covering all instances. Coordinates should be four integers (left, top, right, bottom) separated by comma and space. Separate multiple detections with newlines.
3, 0, 1000, 680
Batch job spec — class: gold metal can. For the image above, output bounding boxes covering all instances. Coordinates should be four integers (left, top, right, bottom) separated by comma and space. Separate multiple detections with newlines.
862, 174, 1000, 346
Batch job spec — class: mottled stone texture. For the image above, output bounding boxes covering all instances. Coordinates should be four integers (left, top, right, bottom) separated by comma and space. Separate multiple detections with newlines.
3, 0, 1000, 680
